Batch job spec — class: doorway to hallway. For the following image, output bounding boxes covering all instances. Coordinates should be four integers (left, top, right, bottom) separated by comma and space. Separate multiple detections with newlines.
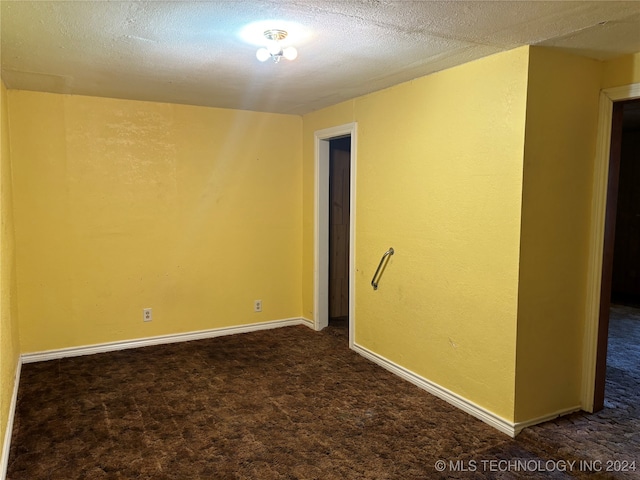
328, 137, 351, 329
313, 122, 357, 347
595, 98, 640, 411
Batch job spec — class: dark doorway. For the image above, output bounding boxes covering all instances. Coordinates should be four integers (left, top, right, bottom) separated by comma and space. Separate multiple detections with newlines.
594, 98, 640, 410
328, 136, 351, 329
611, 100, 640, 307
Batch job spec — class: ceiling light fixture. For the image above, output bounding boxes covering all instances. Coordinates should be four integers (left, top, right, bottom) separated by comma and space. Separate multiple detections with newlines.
256, 29, 297, 63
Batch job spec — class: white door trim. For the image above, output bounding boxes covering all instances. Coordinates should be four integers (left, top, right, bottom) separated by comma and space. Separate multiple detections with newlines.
313, 122, 357, 347
582, 83, 640, 411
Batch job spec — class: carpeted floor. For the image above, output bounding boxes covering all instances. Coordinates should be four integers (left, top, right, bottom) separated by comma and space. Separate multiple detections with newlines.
7, 306, 639, 479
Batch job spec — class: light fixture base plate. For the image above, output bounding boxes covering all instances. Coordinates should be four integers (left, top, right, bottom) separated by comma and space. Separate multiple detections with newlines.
264, 29, 288, 42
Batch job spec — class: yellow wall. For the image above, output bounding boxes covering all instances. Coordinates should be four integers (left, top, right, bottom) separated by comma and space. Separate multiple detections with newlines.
9, 91, 303, 353
602, 52, 640, 89
301, 47, 640, 426
1, 80, 20, 459
515, 48, 603, 422
303, 47, 530, 421
5, 45, 639, 437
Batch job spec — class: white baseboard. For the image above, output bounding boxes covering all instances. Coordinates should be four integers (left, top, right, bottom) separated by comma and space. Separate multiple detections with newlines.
352, 342, 583, 437
351, 342, 519, 437
3, 317, 312, 479
22, 317, 314, 364
513, 405, 581, 436
1, 358, 21, 480
4, 316, 578, 479
299, 317, 315, 330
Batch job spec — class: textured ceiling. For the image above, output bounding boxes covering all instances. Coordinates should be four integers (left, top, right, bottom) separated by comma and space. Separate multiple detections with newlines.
1, 1, 640, 115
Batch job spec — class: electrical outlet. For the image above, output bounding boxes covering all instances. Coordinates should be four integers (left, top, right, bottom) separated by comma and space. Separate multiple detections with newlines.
143, 308, 152, 322
254, 300, 262, 313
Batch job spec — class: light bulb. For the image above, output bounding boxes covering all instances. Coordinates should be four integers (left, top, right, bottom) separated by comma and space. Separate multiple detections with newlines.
283, 47, 298, 61
256, 48, 270, 62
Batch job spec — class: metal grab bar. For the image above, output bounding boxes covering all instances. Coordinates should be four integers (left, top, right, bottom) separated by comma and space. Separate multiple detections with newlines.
371, 247, 394, 290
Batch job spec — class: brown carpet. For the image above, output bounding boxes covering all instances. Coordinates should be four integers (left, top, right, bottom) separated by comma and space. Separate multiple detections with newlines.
7, 308, 639, 479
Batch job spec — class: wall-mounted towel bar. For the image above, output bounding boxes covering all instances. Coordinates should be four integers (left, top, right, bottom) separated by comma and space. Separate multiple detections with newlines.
371, 247, 394, 290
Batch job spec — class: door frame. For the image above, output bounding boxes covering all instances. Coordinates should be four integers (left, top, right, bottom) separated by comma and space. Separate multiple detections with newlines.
314, 122, 357, 347
582, 83, 640, 411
